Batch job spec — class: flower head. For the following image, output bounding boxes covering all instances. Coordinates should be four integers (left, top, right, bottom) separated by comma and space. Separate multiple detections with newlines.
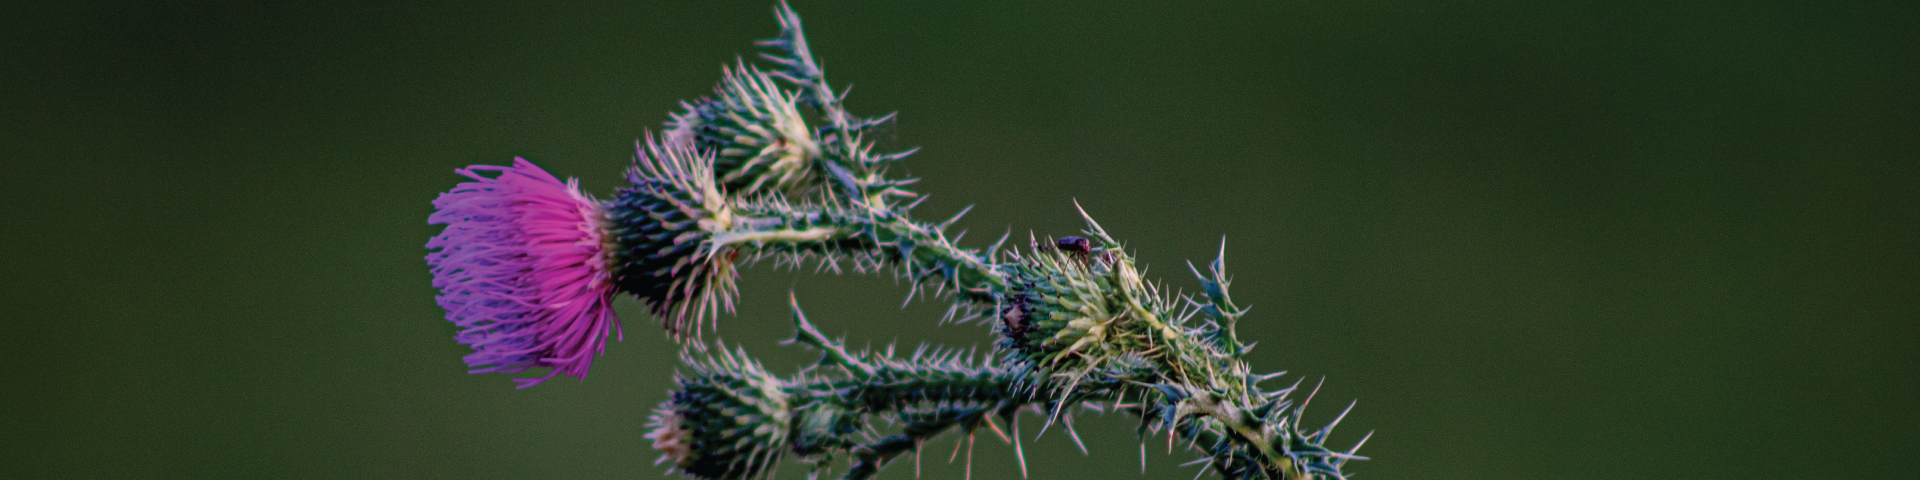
426, 158, 622, 388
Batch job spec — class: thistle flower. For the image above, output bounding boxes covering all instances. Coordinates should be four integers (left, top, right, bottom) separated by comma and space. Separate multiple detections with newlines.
608, 136, 741, 337
426, 158, 621, 388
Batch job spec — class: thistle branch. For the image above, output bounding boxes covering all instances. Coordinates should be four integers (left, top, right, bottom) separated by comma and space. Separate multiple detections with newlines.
439, 2, 1378, 479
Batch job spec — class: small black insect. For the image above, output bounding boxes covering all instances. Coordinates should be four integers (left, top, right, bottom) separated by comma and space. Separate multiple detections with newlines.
1056, 236, 1092, 254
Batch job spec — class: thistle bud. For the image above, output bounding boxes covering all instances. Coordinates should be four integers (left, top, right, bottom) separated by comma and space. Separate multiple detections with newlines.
667, 63, 821, 197
996, 245, 1125, 368
646, 349, 792, 479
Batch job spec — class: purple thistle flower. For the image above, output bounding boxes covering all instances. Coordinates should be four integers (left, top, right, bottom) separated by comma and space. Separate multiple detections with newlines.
427, 158, 622, 388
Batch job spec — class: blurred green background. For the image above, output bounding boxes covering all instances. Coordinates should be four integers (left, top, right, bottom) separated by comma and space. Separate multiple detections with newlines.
4, 0, 1915, 478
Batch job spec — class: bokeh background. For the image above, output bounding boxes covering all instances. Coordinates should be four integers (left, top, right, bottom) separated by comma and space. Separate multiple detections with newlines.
5, 1, 1915, 478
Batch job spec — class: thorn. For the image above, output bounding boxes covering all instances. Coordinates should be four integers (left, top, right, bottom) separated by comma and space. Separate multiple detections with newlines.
939, 204, 974, 231
1320, 400, 1358, 439
1300, 377, 1326, 417
1063, 414, 1089, 455
1139, 441, 1146, 474
874, 111, 901, 126
868, 146, 920, 163
1070, 198, 1112, 239
950, 431, 965, 463
1269, 376, 1304, 399
1350, 430, 1375, 456
905, 193, 932, 211
1013, 415, 1029, 478
1215, 236, 1229, 273
988, 228, 1012, 258
916, 439, 923, 478
984, 416, 1012, 444
966, 432, 976, 480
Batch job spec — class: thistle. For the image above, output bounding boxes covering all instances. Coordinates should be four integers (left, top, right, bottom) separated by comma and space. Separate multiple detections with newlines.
427, 1, 1370, 477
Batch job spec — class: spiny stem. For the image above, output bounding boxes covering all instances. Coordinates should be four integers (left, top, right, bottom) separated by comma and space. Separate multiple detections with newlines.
631, 3, 1367, 479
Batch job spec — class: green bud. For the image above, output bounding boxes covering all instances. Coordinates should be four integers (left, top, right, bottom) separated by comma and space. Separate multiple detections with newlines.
609, 136, 741, 337
667, 63, 821, 197
645, 348, 790, 479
